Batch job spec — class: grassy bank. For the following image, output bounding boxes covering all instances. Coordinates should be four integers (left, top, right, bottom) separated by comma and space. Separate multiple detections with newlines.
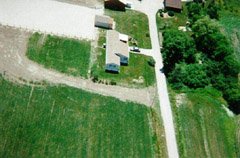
169, 88, 237, 158
26, 33, 91, 78
105, 9, 151, 49
0, 76, 165, 157
220, 12, 240, 60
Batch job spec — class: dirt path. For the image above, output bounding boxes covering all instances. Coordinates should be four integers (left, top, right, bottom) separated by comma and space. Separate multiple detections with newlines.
0, 25, 155, 106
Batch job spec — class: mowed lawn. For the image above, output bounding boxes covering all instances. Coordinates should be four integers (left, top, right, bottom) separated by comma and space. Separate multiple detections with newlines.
170, 88, 237, 158
105, 9, 151, 49
92, 48, 155, 87
27, 33, 91, 78
0, 76, 163, 157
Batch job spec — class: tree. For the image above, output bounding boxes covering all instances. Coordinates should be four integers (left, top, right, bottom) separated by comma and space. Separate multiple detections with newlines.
221, 55, 240, 77
187, 2, 205, 23
224, 83, 240, 114
192, 16, 220, 37
192, 17, 220, 52
162, 29, 196, 74
168, 11, 175, 17
148, 57, 156, 67
168, 63, 210, 89
191, 16, 233, 61
206, 2, 220, 20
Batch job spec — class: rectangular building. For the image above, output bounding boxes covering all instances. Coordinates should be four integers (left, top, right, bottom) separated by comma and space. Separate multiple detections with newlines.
95, 15, 115, 29
105, 30, 129, 73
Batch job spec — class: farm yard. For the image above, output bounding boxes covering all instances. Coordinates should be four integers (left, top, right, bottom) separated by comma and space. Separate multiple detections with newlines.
92, 48, 156, 88
91, 30, 155, 88
0, 76, 166, 157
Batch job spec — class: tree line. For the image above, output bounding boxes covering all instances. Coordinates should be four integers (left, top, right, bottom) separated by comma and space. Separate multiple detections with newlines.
162, 1, 240, 113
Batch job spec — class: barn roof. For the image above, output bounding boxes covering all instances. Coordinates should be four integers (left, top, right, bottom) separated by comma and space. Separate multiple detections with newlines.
165, 0, 182, 10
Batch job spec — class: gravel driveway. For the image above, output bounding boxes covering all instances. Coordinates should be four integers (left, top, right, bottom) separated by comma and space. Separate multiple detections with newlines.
0, 0, 103, 40
129, 0, 179, 157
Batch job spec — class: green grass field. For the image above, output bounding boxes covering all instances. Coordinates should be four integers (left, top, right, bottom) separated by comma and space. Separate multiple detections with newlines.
169, 88, 237, 158
0, 76, 166, 157
26, 33, 91, 78
105, 9, 151, 49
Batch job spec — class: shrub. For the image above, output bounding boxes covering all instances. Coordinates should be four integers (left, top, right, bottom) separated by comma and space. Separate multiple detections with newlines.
110, 80, 117, 85
148, 57, 156, 67
169, 63, 210, 89
92, 75, 99, 82
168, 11, 175, 17
146, 33, 150, 37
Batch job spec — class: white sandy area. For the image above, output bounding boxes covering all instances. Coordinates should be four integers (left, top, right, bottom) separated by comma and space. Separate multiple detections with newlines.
0, 0, 103, 40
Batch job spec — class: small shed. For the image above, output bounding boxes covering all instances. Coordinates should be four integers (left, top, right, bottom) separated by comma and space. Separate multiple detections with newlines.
164, 0, 182, 12
104, 0, 126, 11
95, 15, 115, 29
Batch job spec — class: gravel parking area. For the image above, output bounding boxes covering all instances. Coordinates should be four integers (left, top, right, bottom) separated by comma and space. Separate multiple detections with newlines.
0, 0, 103, 40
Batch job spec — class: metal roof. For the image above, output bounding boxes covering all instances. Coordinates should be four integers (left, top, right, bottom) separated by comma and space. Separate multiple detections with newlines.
106, 30, 129, 65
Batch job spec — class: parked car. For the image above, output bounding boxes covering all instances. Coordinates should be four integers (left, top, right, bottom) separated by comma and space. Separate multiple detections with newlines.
130, 46, 140, 52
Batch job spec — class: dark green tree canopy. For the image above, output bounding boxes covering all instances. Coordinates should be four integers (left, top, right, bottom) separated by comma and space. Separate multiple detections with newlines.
192, 17, 233, 60
162, 29, 196, 73
168, 63, 210, 89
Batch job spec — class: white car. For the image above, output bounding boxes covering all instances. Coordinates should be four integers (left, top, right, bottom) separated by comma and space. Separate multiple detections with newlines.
130, 46, 140, 52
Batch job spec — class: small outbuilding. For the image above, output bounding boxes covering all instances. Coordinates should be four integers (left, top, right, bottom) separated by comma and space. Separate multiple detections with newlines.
164, 0, 182, 12
95, 15, 115, 29
104, 0, 126, 11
